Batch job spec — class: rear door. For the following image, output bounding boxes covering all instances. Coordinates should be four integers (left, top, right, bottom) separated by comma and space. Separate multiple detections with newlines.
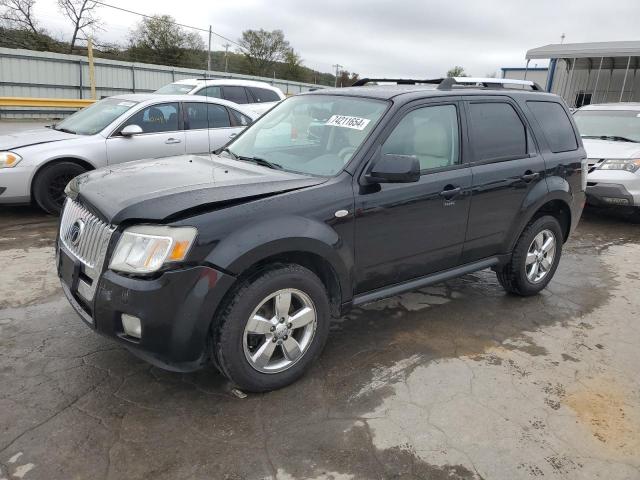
105, 102, 185, 164
354, 99, 473, 293
461, 97, 547, 262
183, 102, 243, 153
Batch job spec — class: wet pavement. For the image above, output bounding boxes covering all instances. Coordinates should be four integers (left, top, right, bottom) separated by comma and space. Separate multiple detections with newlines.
0, 205, 639, 480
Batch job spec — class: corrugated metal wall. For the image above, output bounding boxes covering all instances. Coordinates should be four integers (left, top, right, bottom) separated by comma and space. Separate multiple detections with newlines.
0, 47, 326, 118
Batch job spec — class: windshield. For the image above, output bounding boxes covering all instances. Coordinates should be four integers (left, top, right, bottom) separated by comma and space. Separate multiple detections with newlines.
155, 83, 197, 94
573, 109, 640, 142
55, 98, 138, 135
224, 94, 388, 176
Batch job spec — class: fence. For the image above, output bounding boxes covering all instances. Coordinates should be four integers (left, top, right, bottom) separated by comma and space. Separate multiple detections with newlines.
0, 47, 325, 119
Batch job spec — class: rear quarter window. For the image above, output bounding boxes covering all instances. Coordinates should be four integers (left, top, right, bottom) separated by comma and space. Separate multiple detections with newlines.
249, 87, 281, 103
527, 101, 578, 153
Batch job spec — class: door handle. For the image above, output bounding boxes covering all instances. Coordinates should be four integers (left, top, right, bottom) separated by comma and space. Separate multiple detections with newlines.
165, 138, 182, 144
440, 186, 461, 199
229, 133, 238, 139
520, 171, 540, 182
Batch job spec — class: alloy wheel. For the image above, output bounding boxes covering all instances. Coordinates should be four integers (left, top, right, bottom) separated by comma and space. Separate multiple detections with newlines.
526, 229, 557, 283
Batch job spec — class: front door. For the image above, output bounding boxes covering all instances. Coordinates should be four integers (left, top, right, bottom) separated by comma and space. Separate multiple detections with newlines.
461, 98, 547, 262
106, 102, 185, 165
354, 101, 472, 293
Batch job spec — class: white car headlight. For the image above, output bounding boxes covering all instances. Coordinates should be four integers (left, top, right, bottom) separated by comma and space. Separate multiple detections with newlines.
597, 158, 640, 173
0, 151, 22, 168
109, 225, 197, 274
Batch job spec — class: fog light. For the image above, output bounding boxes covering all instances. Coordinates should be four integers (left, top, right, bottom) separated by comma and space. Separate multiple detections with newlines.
121, 314, 142, 339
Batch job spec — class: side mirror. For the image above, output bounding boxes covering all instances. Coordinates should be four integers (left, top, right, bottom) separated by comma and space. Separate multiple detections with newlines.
366, 153, 421, 184
120, 124, 143, 137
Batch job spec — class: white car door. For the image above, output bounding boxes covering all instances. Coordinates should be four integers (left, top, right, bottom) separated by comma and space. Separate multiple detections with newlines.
183, 102, 246, 153
105, 102, 185, 164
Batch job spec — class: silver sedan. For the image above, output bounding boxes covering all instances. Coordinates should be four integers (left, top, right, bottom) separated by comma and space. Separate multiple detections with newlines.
0, 94, 256, 213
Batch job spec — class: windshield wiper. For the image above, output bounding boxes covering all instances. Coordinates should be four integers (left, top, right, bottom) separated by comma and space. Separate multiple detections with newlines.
219, 147, 238, 159
54, 126, 76, 134
237, 155, 283, 170
581, 134, 638, 143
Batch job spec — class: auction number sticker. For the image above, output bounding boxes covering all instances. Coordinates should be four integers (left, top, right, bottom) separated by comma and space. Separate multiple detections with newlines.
325, 115, 371, 130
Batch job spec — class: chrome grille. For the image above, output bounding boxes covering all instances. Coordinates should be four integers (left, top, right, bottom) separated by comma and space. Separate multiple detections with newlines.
60, 199, 116, 269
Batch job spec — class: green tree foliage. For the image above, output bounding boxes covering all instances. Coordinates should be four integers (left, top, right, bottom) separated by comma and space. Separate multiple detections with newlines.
336, 70, 359, 87
446, 65, 467, 77
238, 29, 291, 77
127, 14, 205, 69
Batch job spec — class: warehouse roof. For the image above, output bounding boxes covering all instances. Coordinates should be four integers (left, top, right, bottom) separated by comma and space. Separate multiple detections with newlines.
526, 41, 640, 59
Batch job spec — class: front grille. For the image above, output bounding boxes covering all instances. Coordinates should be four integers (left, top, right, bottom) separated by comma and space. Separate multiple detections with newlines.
60, 199, 116, 270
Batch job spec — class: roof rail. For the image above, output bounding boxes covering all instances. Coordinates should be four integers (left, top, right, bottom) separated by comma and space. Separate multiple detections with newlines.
437, 77, 544, 91
351, 78, 442, 86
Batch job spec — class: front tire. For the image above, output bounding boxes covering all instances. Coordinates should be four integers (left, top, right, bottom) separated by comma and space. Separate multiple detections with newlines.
212, 264, 331, 392
33, 162, 87, 215
497, 215, 563, 296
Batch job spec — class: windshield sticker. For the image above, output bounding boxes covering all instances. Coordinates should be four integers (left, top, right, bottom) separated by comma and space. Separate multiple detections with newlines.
325, 115, 371, 130
118, 101, 136, 107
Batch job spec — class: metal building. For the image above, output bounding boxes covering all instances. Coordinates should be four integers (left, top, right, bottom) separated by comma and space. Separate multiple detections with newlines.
525, 41, 640, 107
501, 67, 549, 88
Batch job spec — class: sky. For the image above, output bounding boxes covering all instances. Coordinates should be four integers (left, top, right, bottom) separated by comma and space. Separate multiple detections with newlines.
31, 0, 640, 78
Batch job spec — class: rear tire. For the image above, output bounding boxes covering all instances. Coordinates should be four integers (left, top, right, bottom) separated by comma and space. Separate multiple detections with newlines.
497, 215, 563, 296
33, 161, 86, 215
212, 264, 331, 392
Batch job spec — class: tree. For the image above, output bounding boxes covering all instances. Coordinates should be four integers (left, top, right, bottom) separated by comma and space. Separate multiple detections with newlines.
446, 66, 467, 77
238, 29, 290, 77
337, 70, 359, 87
57, 0, 100, 53
1, 0, 38, 33
128, 15, 205, 68
0, 0, 60, 50
282, 48, 304, 81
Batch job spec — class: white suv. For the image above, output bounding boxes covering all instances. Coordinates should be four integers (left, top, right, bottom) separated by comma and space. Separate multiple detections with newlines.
155, 79, 285, 116
573, 103, 640, 212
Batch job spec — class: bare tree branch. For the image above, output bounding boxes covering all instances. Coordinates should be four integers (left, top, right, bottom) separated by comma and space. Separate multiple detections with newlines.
0, 0, 40, 34
56, 0, 101, 53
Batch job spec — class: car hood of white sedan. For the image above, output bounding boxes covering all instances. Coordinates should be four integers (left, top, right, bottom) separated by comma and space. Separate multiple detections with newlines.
0, 128, 79, 151
582, 138, 640, 159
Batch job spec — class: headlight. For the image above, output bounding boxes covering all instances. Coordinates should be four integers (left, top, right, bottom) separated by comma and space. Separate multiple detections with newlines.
0, 151, 22, 168
597, 159, 640, 173
109, 225, 197, 274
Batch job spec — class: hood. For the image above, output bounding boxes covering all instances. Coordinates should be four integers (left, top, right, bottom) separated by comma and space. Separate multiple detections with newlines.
0, 128, 79, 151
582, 138, 640, 159
69, 154, 326, 224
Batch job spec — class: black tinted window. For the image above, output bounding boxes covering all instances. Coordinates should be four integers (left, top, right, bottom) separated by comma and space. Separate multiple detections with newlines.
249, 87, 280, 103
527, 101, 578, 152
123, 102, 179, 133
229, 109, 252, 127
207, 104, 231, 128
222, 86, 249, 104
469, 102, 527, 161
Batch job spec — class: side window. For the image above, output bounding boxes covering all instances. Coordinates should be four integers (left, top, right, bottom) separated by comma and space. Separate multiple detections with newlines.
222, 86, 249, 104
123, 102, 179, 133
184, 102, 208, 130
198, 86, 222, 98
249, 87, 280, 103
382, 104, 460, 171
527, 101, 578, 153
468, 102, 527, 161
207, 104, 231, 128
229, 108, 252, 127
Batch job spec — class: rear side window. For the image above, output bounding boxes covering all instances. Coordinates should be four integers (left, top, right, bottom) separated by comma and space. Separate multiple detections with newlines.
248, 87, 280, 103
184, 103, 230, 129
207, 104, 231, 128
229, 109, 253, 127
527, 101, 578, 152
469, 102, 527, 161
222, 86, 249, 104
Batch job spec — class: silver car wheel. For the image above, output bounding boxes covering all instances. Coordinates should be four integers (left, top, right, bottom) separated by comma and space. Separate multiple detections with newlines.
243, 288, 317, 374
526, 229, 557, 283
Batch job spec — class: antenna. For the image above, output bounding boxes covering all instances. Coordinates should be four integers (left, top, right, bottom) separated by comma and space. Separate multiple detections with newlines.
560, 33, 566, 44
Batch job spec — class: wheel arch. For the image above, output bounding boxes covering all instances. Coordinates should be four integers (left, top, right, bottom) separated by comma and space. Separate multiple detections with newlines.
29, 156, 96, 199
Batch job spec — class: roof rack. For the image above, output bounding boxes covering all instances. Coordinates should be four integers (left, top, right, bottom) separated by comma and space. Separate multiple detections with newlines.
351, 77, 544, 91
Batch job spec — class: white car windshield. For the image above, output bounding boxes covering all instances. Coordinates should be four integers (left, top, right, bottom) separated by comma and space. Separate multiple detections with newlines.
223, 95, 388, 176
574, 109, 640, 143
155, 83, 197, 94
54, 98, 138, 135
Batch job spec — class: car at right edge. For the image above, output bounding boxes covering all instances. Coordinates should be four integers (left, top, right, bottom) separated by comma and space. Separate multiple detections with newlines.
573, 103, 640, 212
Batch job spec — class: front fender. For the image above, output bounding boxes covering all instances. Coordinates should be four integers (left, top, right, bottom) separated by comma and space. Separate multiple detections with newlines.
204, 215, 354, 301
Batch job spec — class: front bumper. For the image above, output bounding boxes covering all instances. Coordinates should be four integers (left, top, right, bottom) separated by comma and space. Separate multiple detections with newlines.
0, 166, 33, 204
586, 170, 640, 207
57, 245, 236, 371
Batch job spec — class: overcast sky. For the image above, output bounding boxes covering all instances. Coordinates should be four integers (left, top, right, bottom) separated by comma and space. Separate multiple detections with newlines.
32, 0, 640, 78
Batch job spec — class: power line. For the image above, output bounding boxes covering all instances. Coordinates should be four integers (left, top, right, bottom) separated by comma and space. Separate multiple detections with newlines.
91, 0, 246, 51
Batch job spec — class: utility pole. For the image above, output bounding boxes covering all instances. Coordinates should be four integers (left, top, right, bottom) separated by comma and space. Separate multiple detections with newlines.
87, 37, 96, 100
207, 25, 212, 72
223, 43, 231, 73
560, 33, 565, 44
333, 63, 343, 88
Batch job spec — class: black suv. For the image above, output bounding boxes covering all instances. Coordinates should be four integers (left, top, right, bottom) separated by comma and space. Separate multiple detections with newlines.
57, 77, 586, 392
